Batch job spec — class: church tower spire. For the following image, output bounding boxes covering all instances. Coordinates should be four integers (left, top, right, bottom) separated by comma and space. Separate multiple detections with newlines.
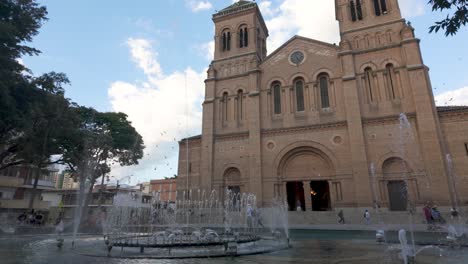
212, 0, 268, 61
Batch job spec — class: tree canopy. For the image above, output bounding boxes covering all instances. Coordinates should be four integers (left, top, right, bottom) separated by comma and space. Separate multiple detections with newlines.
0, 0, 145, 210
429, 0, 468, 36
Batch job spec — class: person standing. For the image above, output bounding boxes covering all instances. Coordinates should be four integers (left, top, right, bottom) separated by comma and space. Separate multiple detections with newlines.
364, 209, 371, 225
423, 204, 432, 224
338, 210, 345, 224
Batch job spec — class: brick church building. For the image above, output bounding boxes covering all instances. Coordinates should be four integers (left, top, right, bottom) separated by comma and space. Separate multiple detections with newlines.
177, 0, 468, 213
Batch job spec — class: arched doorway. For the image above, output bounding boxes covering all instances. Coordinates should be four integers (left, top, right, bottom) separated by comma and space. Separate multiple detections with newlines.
310, 181, 331, 211
223, 167, 241, 198
383, 157, 410, 211
279, 146, 334, 211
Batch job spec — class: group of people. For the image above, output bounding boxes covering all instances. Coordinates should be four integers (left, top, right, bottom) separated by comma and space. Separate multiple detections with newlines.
337, 209, 371, 225
246, 204, 264, 229
423, 204, 447, 230
17, 210, 45, 225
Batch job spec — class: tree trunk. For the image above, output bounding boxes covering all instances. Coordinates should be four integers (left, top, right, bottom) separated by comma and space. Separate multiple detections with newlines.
27, 125, 50, 210
79, 179, 96, 231
28, 165, 41, 210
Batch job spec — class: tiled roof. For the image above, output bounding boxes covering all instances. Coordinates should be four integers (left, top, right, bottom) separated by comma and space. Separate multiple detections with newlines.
219, 0, 253, 12
214, 0, 256, 18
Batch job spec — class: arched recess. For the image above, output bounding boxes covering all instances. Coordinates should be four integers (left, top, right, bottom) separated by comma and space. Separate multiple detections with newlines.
381, 157, 413, 211
312, 68, 334, 81
376, 152, 415, 175
275, 142, 338, 212
279, 147, 334, 180
274, 141, 338, 178
288, 72, 310, 85
223, 166, 242, 191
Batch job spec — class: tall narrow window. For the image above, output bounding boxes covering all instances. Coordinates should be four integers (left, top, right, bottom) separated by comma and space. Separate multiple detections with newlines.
374, 0, 388, 16
239, 28, 244, 48
380, 0, 387, 13
319, 74, 330, 109
239, 26, 248, 48
295, 79, 305, 112
273, 82, 282, 114
385, 64, 396, 99
356, 0, 363, 20
237, 90, 243, 120
222, 31, 231, 51
243, 28, 248, 47
222, 92, 229, 121
350, 1, 357, 21
373, 0, 381, 16
365, 67, 374, 102
222, 32, 227, 51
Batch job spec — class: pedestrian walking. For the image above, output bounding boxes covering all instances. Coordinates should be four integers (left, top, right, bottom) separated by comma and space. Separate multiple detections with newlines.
364, 209, 371, 225
338, 210, 345, 224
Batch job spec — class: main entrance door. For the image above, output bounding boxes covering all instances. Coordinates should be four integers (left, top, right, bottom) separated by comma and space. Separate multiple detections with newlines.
387, 180, 407, 211
286, 182, 305, 211
310, 181, 331, 211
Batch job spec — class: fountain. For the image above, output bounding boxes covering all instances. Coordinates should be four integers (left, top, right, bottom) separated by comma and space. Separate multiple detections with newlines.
93, 189, 290, 258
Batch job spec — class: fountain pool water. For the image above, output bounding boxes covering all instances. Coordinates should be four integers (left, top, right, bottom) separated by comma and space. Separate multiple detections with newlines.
66, 189, 290, 258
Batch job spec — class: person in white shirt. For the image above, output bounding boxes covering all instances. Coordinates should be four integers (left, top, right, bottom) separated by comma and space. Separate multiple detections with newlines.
364, 209, 371, 225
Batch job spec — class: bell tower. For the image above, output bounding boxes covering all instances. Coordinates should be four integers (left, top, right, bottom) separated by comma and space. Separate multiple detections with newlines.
212, 0, 268, 61
335, 0, 402, 36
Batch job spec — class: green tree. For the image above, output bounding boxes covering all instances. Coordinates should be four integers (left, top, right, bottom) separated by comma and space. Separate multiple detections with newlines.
0, 0, 47, 83
429, 0, 468, 36
63, 107, 144, 227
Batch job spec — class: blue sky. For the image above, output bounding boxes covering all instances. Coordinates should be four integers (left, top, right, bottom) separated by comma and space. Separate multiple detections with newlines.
23, 0, 468, 185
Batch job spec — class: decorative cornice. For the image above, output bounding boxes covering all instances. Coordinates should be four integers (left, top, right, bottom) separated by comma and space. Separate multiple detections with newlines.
212, 51, 257, 64
362, 113, 416, 125
341, 19, 405, 35
406, 64, 426, 71
248, 91, 260, 97
215, 131, 249, 141
203, 98, 215, 104
401, 38, 420, 45
262, 121, 347, 137
438, 109, 468, 122
342, 75, 356, 81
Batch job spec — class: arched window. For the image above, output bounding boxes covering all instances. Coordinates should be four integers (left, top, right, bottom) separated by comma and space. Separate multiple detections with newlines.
319, 74, 330, 109
222, 92, 229, 121
239, 26, 248, 48
364, 67, 375, 102
374, 0, 388, 16
222, 30, 231, 51
237, 90, 243, 120
294, 79, 305, 112
350, 0, 363, 21
272, 82, 282, 114
385, 64, 396, 99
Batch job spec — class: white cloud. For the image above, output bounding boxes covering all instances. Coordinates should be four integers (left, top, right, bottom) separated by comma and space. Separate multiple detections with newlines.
108, 38, 205, 183
259, 0, 340, 52
435, 87, 468, 106
127, 38, 163, 79
254, 0, 426, 53
186, 0, 213, 12
197, 40, 215, 61
398, 0, 426, 18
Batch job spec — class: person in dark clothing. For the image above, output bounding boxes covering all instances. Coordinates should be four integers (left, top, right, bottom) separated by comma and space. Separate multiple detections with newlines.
338, 210, 345, 224
17, 212, 27, 224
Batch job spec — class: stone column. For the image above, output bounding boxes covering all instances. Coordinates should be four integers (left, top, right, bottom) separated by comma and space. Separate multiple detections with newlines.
303, 181, 312, 211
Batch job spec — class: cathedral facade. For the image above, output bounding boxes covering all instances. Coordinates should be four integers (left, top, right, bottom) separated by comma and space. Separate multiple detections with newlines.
177, 0, 468, 212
